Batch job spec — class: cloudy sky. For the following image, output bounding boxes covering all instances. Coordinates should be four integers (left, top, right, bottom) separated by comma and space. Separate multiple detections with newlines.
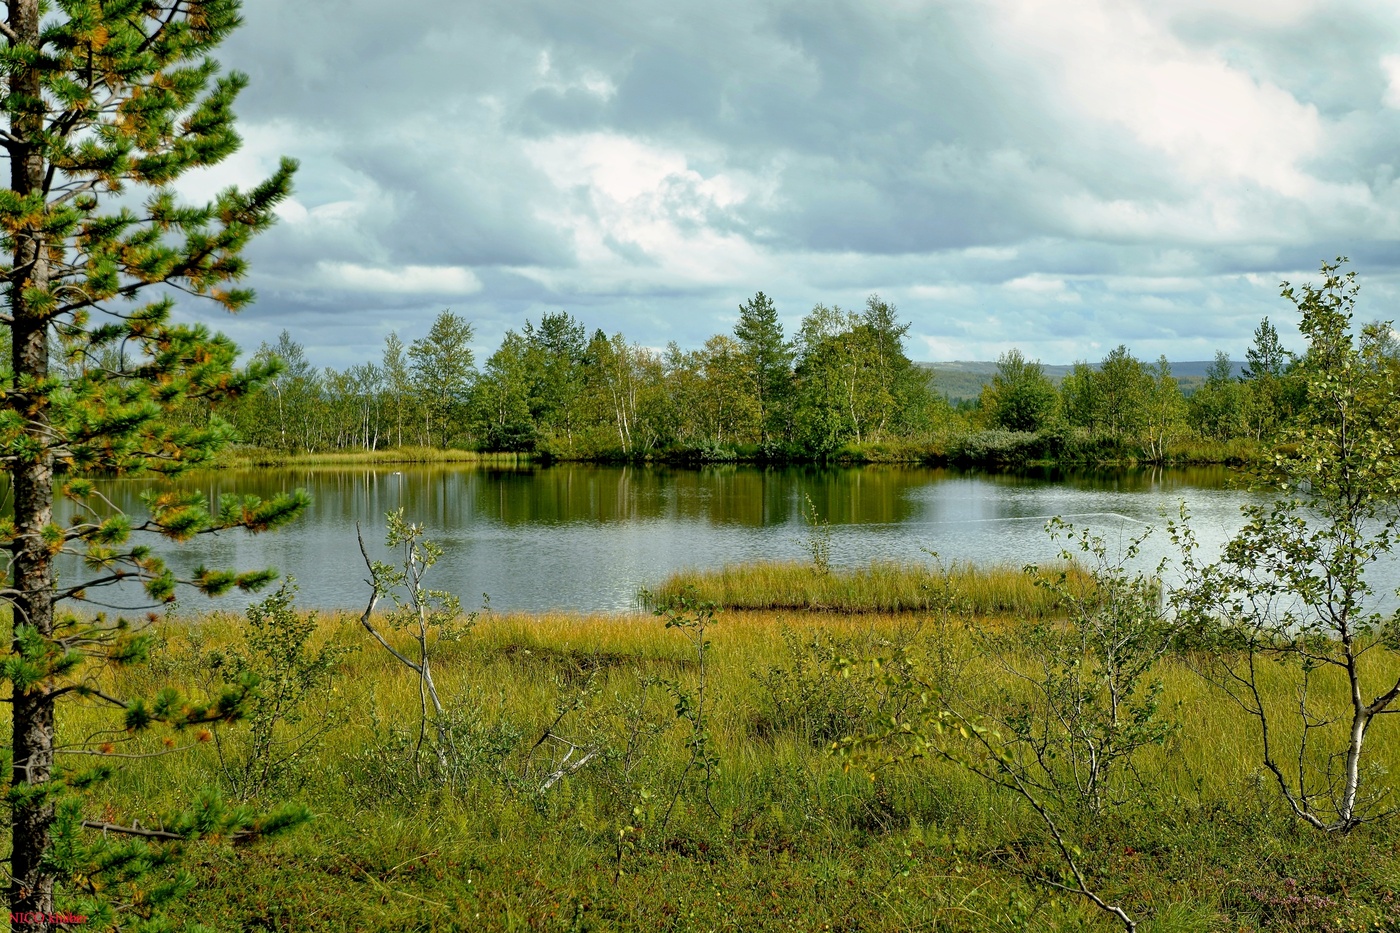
174, 0, 1400, 368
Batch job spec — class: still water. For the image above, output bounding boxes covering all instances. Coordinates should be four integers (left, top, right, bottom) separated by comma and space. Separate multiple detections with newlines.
55, 464, 1265, 613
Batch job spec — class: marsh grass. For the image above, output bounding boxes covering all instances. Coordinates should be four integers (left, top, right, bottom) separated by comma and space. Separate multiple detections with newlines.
23, 605, 1400, 932
650, 558, 1088, 615
215, 446, 528, 468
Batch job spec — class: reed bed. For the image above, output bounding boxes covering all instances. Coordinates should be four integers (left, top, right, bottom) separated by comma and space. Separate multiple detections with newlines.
650, 558, 1089, 615
215, 445, 529, 468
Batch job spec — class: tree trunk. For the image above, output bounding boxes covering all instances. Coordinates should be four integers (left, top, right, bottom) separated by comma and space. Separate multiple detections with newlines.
8, 1, 59, 924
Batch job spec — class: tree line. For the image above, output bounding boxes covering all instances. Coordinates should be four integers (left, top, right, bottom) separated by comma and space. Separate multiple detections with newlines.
217, 296, 1325, 465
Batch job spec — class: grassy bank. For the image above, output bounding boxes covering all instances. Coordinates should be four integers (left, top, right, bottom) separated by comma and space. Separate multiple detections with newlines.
215, 446, 531, 468
649, 559, 1086, 615
33, 595, 1400, 932
215, 435, 1261, 472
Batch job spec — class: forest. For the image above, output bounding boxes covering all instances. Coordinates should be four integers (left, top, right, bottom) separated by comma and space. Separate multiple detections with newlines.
212, 293, 1309, 467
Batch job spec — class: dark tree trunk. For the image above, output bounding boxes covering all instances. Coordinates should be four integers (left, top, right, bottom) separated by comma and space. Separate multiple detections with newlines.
7, 0, 58, 925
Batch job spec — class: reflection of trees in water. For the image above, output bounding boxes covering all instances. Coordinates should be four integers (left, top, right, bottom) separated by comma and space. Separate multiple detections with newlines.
50, 463, 1237, 536
977, 464, 1233, 494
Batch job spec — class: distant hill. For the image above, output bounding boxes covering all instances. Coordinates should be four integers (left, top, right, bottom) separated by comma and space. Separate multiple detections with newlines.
920, 360, 1245, 403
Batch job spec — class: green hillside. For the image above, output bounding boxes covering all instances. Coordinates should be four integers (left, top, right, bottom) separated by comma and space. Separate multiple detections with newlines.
922, 359, 1242, 402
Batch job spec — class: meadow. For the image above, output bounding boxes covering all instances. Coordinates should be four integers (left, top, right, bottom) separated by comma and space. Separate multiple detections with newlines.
44, 560, 1400, 933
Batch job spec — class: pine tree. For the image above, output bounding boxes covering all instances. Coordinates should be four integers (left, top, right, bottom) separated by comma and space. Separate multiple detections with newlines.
733, 292, 793, 447
1, 2, 309, 926
523, 311, 587, 447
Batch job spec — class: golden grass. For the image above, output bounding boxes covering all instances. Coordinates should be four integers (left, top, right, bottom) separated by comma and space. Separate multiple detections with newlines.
214, 446, 529, 468
14, 601, 1400, 932
650, 558, 1088, 615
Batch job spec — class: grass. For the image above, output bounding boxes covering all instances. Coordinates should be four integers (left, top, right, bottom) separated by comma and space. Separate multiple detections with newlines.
215, 445, 529, 468
28, 590, 1400, 932
649, 559, 1088, 615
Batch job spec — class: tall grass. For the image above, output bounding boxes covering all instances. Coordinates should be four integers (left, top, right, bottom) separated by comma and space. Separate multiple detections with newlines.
215, 445, 529, 468
649, 558, 1087, 615
28, 604, 1400, 932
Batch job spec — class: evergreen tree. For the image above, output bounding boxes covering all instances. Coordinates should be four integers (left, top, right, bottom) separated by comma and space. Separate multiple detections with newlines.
523, 311, 587, 447
0, 2, 309, 926
1241, 317, 1295, 442
1243, 317, 1289, 379
733, 292, 793, 447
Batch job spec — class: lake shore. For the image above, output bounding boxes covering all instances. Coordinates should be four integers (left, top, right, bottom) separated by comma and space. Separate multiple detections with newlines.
215, 433, 1262, 472
58, 596, 1400, 931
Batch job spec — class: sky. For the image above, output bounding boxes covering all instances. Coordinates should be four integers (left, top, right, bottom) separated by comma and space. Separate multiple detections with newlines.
170, 0, 1400, 368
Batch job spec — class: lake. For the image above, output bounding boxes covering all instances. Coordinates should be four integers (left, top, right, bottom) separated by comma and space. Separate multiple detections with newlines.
55, 463, 1269, 613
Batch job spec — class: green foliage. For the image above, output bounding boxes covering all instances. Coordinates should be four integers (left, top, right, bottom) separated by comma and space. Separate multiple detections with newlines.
1007, 520, 1180, 816
1175, 259, 1400, 832
1141, 356, 1188, 462
1, 0, 312, 924
41, 600, 1400, 931
799, 493, 833, 575
652, 557, 1080, 615
651, 589, 721, 834
753, 626, 920, 745
734, 291, 795, 448
473, 329, 536, 451
203, 582, 354, 798
790, 297, 930, 455
950, 428, 1046, 467
359, 509, 477, 774
981, 349, 1058, 432
409, 309, 476, 447
833, 520, 1185, 932
1188, 350, 1244, 441
344, 698, 525, 806
207, 298, 1301, 468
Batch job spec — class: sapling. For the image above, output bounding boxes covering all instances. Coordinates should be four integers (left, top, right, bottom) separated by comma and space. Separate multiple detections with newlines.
653, 589, 721, 835
205, 580, 352, 798
357, 509, 476, 776
836, 520, 1179, 933
800, 493, 834, 576
1173, 260, 1400, 832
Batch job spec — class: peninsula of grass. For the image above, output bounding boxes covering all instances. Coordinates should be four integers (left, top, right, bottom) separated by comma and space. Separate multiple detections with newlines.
649, 558, 1086, 615
32, 590, 1400, 932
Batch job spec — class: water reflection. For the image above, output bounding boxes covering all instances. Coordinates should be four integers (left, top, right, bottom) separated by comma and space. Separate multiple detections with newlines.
14, 463, 1276, 612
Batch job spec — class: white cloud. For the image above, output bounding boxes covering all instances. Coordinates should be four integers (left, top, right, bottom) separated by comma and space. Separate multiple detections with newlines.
1004, 274, 1074, 298
992, 0, 1321, 197
1383, 54, 1400, 109
318, 262, 483, 295
519, 132, 770, 289
535, 50, 617, 101
909, 284, 976, 302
